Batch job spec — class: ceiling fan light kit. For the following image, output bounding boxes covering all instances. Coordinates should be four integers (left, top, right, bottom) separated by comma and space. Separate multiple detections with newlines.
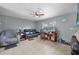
34, 10, 44, 17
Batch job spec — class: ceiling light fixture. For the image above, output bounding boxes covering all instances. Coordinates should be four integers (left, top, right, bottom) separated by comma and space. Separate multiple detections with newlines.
34, 8, 44, 17
25, 8, 45, 18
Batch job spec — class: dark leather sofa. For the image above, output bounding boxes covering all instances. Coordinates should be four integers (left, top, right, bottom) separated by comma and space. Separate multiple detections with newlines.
71, 36, 79, 55
23, 29, 39, 39
0, 30, 19, 46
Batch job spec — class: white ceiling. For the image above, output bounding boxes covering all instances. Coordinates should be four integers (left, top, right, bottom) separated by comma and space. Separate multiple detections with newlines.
0, 3, 77, 21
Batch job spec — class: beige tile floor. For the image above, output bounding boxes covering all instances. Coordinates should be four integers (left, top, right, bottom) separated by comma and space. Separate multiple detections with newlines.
0, 36, 71, 55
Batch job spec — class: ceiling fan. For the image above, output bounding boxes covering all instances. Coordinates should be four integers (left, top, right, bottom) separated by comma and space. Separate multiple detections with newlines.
25, 8, 45, 17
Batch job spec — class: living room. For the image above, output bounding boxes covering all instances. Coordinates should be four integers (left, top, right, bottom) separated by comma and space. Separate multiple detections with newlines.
0, 3, 79, 55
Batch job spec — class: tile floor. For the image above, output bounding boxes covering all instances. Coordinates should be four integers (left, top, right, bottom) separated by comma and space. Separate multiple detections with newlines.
0, 36, 71, 55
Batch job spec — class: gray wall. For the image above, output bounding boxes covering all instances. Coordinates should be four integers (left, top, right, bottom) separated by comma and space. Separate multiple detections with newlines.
1, 15, 36, 31
0, 13, 78, 43
0, 12, 78, 43
36, 13, 79, 42
0, 16, 2, 31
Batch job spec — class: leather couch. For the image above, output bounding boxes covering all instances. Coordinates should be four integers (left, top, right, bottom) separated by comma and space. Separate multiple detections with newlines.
71, 36, 79, 55
23, 29, 39, 39
71, 30, 79, 55
0, 30, 19, 46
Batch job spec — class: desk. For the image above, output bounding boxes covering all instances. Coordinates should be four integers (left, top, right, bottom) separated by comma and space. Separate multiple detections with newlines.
40, 32, 57, 42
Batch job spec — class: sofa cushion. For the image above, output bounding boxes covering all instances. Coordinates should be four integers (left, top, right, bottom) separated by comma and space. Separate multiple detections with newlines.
26, 32, 30, 35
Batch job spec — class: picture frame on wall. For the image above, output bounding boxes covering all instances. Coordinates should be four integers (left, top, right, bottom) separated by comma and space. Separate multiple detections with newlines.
76, 12, 79, 26
76, 4, 79, 26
